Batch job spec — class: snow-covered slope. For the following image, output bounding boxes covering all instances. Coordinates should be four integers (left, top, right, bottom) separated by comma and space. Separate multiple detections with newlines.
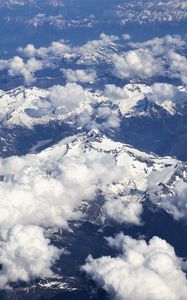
0, 85, 93, 127
0, 129, 186, 227
104, 83, 187, 116
0, 83, 187, 128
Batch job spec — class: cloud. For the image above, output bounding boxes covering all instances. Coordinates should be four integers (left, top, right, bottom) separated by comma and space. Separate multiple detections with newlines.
122, 33, 131, 41
130, 35, 187, 85
19, 44, 37, 57
19, 40, 71, 59
62, 68, 97, 83
0, 129, 186, 287
148, 83, 179, 104
112, 49, 163, 79
103, 200, 143, 225
76, 104, 121, 131
0, 133, 136, 287
131, 35, 186, 56
102, 82, 187, 116
48, 83, 88, 113
2, 34, 187, 86
76, 33, 119, 65
83, 234, 187, 300
104, 84, 128, 100
168, 50, 187, 85
0, 146, 124, 232
0, 225, 61, 288
79, 33, 118, 55
0, 56, 43, 85
148, 167, 187, 221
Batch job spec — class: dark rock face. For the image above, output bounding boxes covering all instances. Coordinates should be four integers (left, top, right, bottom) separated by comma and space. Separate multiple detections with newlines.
113, 109, 187, 161
0, 122, 74, 157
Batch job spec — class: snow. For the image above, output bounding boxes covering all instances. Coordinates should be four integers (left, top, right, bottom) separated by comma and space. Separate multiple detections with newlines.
0, 83, 187, 128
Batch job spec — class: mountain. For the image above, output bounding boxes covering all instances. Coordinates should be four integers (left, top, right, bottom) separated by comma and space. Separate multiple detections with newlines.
1, 84, 187, 127
1, 84, 187, 161
1, 128, 186, 224
1, 129, 187, 299
0, 0, 186, 55
1, 1, 187, 299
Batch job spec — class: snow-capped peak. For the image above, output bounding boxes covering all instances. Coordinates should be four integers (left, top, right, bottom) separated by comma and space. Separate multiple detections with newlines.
0, 83, 187, 130
21, 129, 187, 224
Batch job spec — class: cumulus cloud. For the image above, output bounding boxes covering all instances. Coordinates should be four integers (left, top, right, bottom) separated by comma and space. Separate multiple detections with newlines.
112, 49, 163, 79
131, 35, 186, 56
0, 126, 186, 287
0, 225, 60, 288
48, 83, 88, 113
149, 83, 179, 104
104, 84, 128, 100
2, 33, 187, 85
19, 43, 37, 57
0, 145, 124, 232
19, 40, 71, 59
122, 33, 131, 41
0, 56, 43, 85
83, 234, 187, 300
103, 200, 143, 225
0, 133, 136, 287
95, 105, 121, 129
0, 81, 123, 131
77, 105, 121, 131
168, 50, 187, 85
129, 35, 187, 85
62, 68, 97, 83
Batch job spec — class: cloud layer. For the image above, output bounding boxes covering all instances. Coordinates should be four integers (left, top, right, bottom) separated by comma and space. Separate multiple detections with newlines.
1, 33, 186, 86
83, 233, 187, 300
0, 129, 186, 287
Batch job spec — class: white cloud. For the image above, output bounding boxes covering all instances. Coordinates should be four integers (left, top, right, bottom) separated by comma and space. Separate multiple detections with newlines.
19, 40, 71, 58
112, 49, 163, 79
0, 60, 9, 71
0, 134, 132, 287
146, 83, 181, 109
62, 68, 97, 83
76, 105, 121, 131
0, 147, 123, 232
0, 129, 186, 287
83, 234, 187, 300
2, 34, 187, 86
168, 50, 187, 85
122, 33, 131, 41
96, 106, 121, 129
0, 225, 61, 288
48, 83, 88, 113
103, 200, 143, 225
131, 35, 186, 56
149, 83, 178, 103
0, 56, 43, 85
104, 84, 128, 100
19, 44, 37, 57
